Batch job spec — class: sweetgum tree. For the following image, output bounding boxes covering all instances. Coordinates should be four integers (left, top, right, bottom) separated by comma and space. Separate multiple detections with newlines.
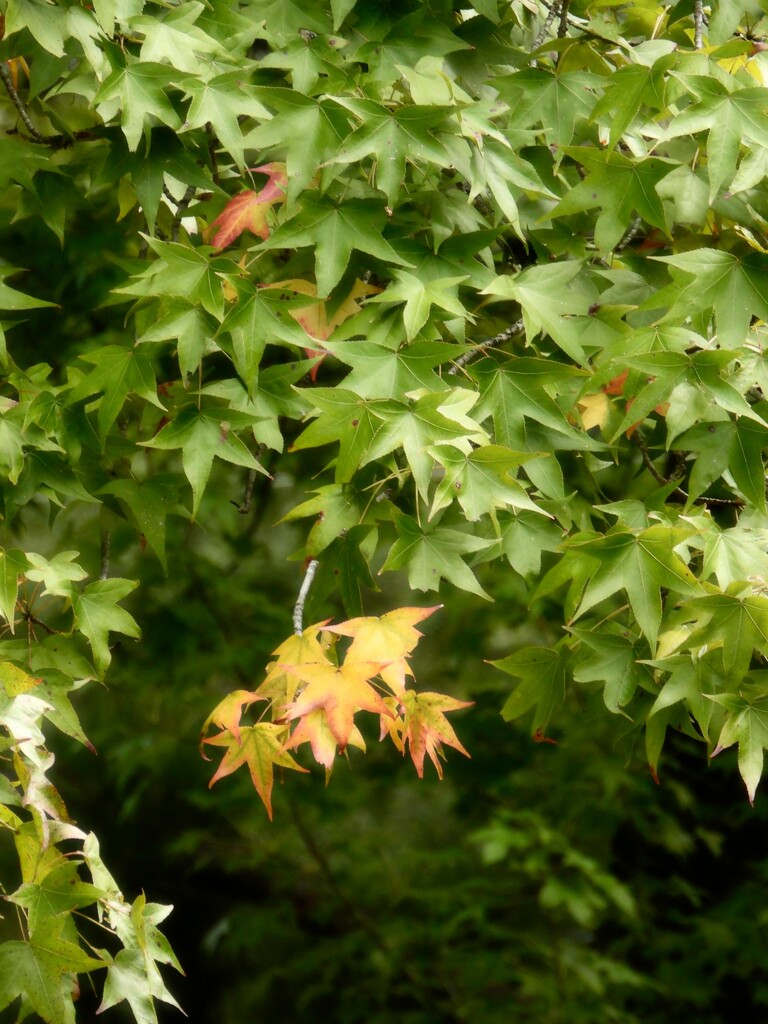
1, 0, 768, 1018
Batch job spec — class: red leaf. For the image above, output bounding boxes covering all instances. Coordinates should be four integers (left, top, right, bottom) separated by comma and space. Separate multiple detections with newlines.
207, 163, 287, 248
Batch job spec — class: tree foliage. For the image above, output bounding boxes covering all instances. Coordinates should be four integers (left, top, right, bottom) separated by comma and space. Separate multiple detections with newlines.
2, 0, 768, 1019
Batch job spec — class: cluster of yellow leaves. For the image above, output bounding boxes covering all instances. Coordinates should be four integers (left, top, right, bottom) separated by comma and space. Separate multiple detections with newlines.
200, 607, 471, 818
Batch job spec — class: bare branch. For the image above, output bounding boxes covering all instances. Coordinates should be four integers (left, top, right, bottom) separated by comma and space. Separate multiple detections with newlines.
449, 319, 525, 374
532, 1, 560, 52
164, 184, 197, 242
558, 0, 571, 38
293, 559, 319, 635
231, 468, 258, 514
616, 217, 643, 252
693, 0, 704, 49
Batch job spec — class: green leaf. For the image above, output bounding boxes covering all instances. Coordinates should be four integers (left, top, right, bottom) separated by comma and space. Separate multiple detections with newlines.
0, 549, 29, 634
4, 0, 67, 56
0, 919, 105, 1024
492, 644, 568, 737
260, 197, 411, 297
100, 476, 185, 572
369, 271, 471, 340
72, 579, 140, 678
66, 345, 163, 448
330, 99, 451, 205
569, 526, 701, 646
177, 71, 272, 167
138, 303, 217, 378
361, 391, 487, 502
140, 404, 267, 516
245, 91, 346, 201
653, 249, 768, 348
321, 339, 462, 399
547, 149, 675, 253
94, 51, 181, 151
497, 68, 599, 144
665, 86, 768, 201
8, 861, 105, 934
681, 590, 768, 683
380, 513, 492, 599
470, 356, 589, 450
429, 444, 550, 522
571, 624, 653, 715
709, 682, 768, 803
482, 262, 592, 364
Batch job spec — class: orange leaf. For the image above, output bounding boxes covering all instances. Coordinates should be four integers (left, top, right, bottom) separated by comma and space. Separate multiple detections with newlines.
199, 689, 263, 752
204, 723, 308, 819
255, 625, 330, 708
283, 710, 366, 771
326, 605, 442, 696
281, 659, 393, 750
207, 162, 287, 248
400, 691, 472, 779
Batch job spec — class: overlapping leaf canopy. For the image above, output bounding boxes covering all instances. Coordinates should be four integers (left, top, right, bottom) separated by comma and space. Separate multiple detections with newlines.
3, 0, 768, 1019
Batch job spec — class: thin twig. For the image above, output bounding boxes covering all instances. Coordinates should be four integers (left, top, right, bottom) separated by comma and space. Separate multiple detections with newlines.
164, 184, 196, 242
0, 62, 46, 143
693, 0, 704, 48
230, 468, 258, 514
635, 434, 744, 508
99, 531, 111, 580
616, 217, 643, 252
293, 559, 319, 635
449, 319, 525, 373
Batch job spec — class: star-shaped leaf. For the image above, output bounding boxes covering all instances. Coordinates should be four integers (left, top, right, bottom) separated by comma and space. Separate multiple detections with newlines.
482, 261, 593, 364
491, 644, 568, 737
204, 723, 308, 819
380, 513, 492, 599
653, 249, 768, 348
681, 589, 768, 683
665, 86, 768, 201
569, 525, 702, 646
67, 345, 163, 448
72, 579, 140, 678
400, 690, 472, 779
140, 404, 267, 516
329, 98, 451, 205
547, 148, 675, 253
94, 50, 181, 151
369, 271, 472, 340
430, 444, 550, 522
709, 681, 768, 803
0, 919, 105, 1024
325, 605, 440, 694
260, 197, 411, 297
571, 623, 653, 714
207, 163, 287, 247
321, 339, 461, 399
